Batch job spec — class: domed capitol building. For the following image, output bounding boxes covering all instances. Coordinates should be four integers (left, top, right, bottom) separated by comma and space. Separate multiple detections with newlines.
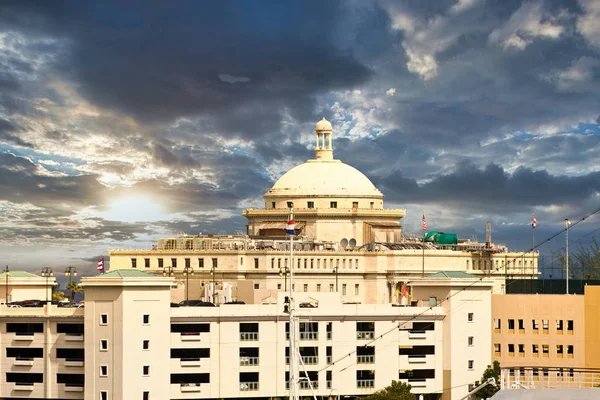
109, 119, 538, 303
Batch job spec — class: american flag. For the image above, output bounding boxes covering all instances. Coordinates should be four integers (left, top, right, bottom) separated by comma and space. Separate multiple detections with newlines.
97, 257, 104, 273
532, 214, 537, 229
422, 214, 427, 231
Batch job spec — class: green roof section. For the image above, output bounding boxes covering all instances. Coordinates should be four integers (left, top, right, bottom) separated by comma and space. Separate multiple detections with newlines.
95, 269, 159, 278
0, 271, 41, 278
426, 271, 478, 279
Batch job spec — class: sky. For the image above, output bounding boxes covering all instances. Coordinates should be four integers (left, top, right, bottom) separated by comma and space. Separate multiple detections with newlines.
1, 0, 600, 277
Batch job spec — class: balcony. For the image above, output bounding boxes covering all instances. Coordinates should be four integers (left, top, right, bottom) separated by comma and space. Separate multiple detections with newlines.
180, 383, 201, 393
13, 383, 34, 391
181, 358, 202, 367
299, 332, 318, 340
180, 333, 202, 341
408, 331, 427, 339
240, 332, 258, 341
240, 357, 259, 366
64, 358, 84, 367
14, 358, 35, 366
14, 334, 34, 341
407, 379, 427, 388
357, 331, 374, 340
357, 355, 375, 364
64, 333, 84, 342
64, 385, 84, 392
240, 382, 259, 391
408, 356, 427, 364
357, 379, 375, 388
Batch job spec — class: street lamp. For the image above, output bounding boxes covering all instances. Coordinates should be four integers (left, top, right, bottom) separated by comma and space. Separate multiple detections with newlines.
210, 265, 217, 304
182, 266, 194, 302
279, 265, 289, 291
3, 265, 9, 303
332, 265, 339, 292
162, 265, 175, 278
65, 266, 77, 302
41, 267, 53, 303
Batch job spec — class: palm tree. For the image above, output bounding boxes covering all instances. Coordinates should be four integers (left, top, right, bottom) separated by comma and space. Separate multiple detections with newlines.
65, 280, 84, 302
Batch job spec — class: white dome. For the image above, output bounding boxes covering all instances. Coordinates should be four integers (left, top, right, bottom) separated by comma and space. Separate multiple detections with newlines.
266, 160, 383, 198
315, 117, 332, 132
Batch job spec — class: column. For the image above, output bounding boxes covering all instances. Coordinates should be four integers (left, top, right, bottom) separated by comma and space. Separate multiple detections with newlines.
328, 133, 332, 149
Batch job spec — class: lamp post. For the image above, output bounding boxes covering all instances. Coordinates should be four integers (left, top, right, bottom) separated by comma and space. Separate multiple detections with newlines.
566, 218, 571, 295
65, 266, 77, 302
279, 265, 289, 291
210, 265, 217, 304
41, 267, 53, 303
162, 265, 175, 278
332, 265, 339, 292
3, 265, 9, 303
182, 265, 194, 302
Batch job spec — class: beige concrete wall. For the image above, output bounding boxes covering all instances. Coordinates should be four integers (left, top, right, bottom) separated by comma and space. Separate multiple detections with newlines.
491, 294, 585, 369
584, 286, 600, 369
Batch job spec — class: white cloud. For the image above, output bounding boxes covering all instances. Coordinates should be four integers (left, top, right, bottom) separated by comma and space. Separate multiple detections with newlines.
543, 56, 600, 92
386, 88, 396, 96
489, 2, 565, 50
577, 0, 600, 48
450, 0, 479, 14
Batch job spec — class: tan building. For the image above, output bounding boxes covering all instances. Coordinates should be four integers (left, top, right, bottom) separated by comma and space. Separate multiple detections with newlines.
0, 269, 495, 400
492, 286, 600, 389
110, 118, 539, 301
0, 270, 56, 303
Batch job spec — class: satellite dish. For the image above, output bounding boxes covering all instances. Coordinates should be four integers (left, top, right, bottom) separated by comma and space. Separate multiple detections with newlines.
340, 238, 348, 248
349, 238, 356, 249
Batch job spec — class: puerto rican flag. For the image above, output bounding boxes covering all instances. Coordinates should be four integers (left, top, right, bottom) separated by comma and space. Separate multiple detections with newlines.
532, 214, 537, 229
97, 257, 104, 273
422, 214, 427, 232
286, 218, 295, 235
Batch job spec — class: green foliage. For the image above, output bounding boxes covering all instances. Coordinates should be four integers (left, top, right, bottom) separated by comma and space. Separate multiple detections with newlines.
364, 380, 416, 400
65, 280, 84, 301
554, 236, 600, 279
52, 291, 66, 301
472, 361, 500, 399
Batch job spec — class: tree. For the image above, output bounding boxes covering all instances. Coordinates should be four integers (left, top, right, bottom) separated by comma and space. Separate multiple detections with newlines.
65, 280, 84, 301
52, 291, 66, 301
364, 380, 415, 400
554, 236, 600, 279
472, 361, 500, 399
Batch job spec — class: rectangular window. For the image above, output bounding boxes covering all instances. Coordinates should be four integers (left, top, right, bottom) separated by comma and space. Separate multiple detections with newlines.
171, 258, 177, 268
272, 202, 276, 208
556, 320, 564, 331
303, 284, 308, 292
143, 366, 150, 376
287, 201, 293, 208
143, 315, 150, 325
131, 258, 137, 268
342, 284, 347, 295
254, 258, 259, 269
493, 319, 501, 330
542, 344, 549, 354
567, 345, 574, 354
557, 344, 563, 354
468, 313, 474, 322
355, 284, 359, 295
212, 258, 218, 268
317, 284, 321, 292
508, 344, 515, 355
542, 320, 549, 330
468, 336, 474, 346
100, 340, 108, 351
567, 320, 574, 331
508, 319, 515, 329
100, 365, 108, 377
158, 258, 163, 268
100, 314, 108, 325
352, 201, 358, 209
307, 201, 314, 209
330, 201, 337, 208
143, 392, 149, 400
329, 284, 334, 292
532, 320, 539, 330
518, 319, 524, 330
518, 344, 525, 354
199, 258, 204, 268
532, 344, 539, 353
144, 258, 150, 268
143, 340, 149, 350
468, 360, 474, 370
277, 284, 282, 290
185, 258, 190, 268
253, 283, 259, 289
494, 343, 501, 354
101, 392, 107, 400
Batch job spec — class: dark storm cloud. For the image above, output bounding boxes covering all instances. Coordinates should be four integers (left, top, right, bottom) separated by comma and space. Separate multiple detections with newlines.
380, 161, 600, 211
0, 152, 106, 205
0, 118, 34, 148
0, 1, 374, 139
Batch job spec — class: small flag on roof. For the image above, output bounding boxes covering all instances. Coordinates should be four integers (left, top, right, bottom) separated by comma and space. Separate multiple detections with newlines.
532, 214, 537, 229
97, 257, 104, 273
286, 218, 295, 235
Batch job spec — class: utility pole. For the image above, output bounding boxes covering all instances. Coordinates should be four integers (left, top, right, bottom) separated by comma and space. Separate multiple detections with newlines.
332, 265, 339, 292
41, 267, 53, 303
210, 264, 217, 304
3, 265, 9, 303
183, 265, 194, 302
287, 205, 300, 400
64, 266, 77, 302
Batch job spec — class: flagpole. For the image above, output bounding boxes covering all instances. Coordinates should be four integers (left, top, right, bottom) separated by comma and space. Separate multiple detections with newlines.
566, 218, 569, 295
422, 210, 425, 278
532, 215, 535, 278
287, 206, 299, 400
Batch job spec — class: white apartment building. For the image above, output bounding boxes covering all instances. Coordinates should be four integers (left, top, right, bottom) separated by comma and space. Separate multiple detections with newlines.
0, 269, 493, 400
